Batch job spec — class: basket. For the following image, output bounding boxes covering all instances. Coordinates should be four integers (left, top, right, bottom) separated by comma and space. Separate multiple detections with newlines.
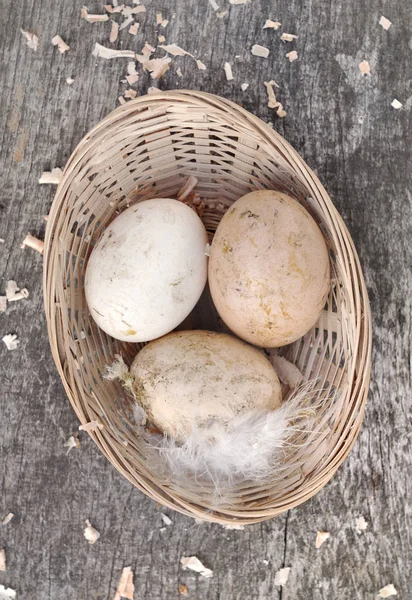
43, 90, 372, 525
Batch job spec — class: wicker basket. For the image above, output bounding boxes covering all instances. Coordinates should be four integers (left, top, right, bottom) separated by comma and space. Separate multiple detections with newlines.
43, 90, 371, 525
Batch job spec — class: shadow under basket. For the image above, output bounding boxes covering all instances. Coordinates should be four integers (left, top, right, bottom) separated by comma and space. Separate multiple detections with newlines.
43, 90, 372, 525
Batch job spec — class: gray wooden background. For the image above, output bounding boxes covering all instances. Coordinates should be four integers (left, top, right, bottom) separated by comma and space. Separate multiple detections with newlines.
1, 0, 411, 598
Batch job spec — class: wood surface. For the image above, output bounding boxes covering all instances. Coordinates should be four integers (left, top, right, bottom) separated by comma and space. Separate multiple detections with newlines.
0, 0, 411, 598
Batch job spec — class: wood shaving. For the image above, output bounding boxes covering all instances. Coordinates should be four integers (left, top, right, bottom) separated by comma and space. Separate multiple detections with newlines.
161, 513, 173, 526
123, 5, 145, 15
276, 104, 287, 117
222, 523, 244, 530
0, 585, 16, 599
129, 22, 139, 35
114, 567, 134, 600
142, 42, 156, 56
379, 15, 392, 30
391, 99, 402, 109
355, 516, 368, 533
0, 297, 7, 313
52, 35, 70, 54
176, 67, 183, 77
161, 19, 169, 28
93, 43, 135, 59
179, 584, 189, 596
126, 73, 139, 84
39, 167, 63, 184
66, 77, 75, 85
0, 549, 6, 572
156, 12, 163, 24
158, 34, 166, 43
127, 61, 138, 75
208, 0, 220, 10
224, 62, 234, 81
2, 334, 19, 351
79, 420, 104, 432
64, 434, 81, 454
274, 567, 290, 586
264, 80, 278, 108
84, 519, 100, 544
286, 50, 298, 62
229, 0, 248, 4
180, 556, 213, 578
269, 355, 303, 388
177, 175, 198, 200
120, 15, 134, 31
110, 21, 119, 42
6, 280, 29, 303
0, 238, 4, 243
280, 33, 298, 42
2, 514, 14, 526
81, 7, 109, 23
145, 57, 172, 79
263, 19, 281, 29
216, 10, 228, 17
316, 531, 330, 548
20, 29, 39, 51
105, 4, 125, 13
21, 233, 44, 254
359, 60, 370, 75
159, 43, 190, 56
118, 96, 126, 105
251, 44, 269, 58
241, 82, 249, 91
124, 89, 137, 99
378, 584, 397, 598
196, 59, 207, 70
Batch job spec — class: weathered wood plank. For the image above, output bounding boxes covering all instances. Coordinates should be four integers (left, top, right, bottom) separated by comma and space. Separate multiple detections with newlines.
1, 0, 411, 598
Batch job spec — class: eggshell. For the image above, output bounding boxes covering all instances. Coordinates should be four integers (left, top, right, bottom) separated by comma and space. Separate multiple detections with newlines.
130, 330, 282, 440
85, 199, 208, 342
208, 190, 330, 347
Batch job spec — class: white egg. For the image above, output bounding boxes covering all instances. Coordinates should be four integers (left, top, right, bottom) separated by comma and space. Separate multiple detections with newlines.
85, 199, 208, 342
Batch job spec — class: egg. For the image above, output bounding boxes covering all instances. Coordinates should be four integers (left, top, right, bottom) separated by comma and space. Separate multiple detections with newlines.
85, 199, 208, 342
208, 190, 330, 347
130, 330, 282, 440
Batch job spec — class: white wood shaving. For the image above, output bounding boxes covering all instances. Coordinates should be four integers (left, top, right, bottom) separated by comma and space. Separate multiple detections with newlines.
0, 238, 4, 243
120, 15, 134, 31
269, 355, 303, 387
0, 549, 6, 572
124, 89, 137, 99
39, 167, 63, 184
359, 60, 370, 75
158, 34, 166, 43
161, 513, 173, 526
93, 43, 135, 59
264, 80, 279, 108
81, 7, 109, 23
2, 334, 19, 351
127, 61, 138, 75
378, 584, 397, 598
21, 233, 44, 254
196, 59, 207, 70
355, 516, 368, 533
84, 519, 100, 544
0, 585, 16, 599
52, 35, 70, 54
0, 297, 7, 313
180, 556, 213, 578
391, 99, 402, 109
379, 15, 392, 30
118, 96, 126, 105
123, 5, 145, 15
114, 567, 134, 600
129, 22, 139, 35
159, 43, 190, 56
110, 21, 119, 42
263, 20, 281, 29
280, 33, 298, 42
64, 435, 81, 454
145, 57, 172, 79
126, 73, 139, 84
286, 50, 298, 62
216, 10, 228, 17
20, 29, 39, 51
316, 531, 330, 548
66, 77, 75, 85
176, 66, 183, 77
156, 12, 163, 24
6, 280, 29, 303
222, 523, 244, 530
241, 82, 249, 91
251, 44, 269, 58
79, 420, 104, 432
229, 0, 248, 4
274, 567, 290, 586
263, 559, 269, 565
208, 0, 220, 10
2, 514, 14, 526
224, 62, 234, 81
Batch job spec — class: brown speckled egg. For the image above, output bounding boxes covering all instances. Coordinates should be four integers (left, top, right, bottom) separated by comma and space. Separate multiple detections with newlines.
208, 190, 330, 347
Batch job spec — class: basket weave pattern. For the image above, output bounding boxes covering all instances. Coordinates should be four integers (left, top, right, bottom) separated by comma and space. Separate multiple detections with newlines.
44, 91, 371, 524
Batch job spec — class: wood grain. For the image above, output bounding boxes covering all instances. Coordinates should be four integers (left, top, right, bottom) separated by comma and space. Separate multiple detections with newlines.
0, 0, 411, 598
